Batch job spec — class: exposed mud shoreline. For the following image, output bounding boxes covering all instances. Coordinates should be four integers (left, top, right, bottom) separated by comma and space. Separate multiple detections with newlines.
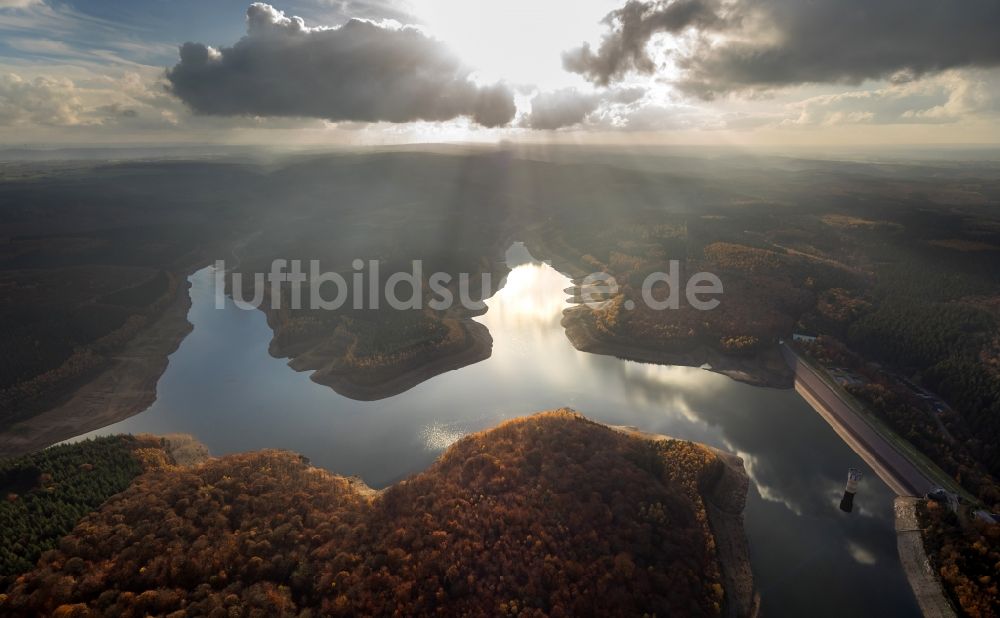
612, 424, 759, 618
561, 305, 793, 389
0, 276, 195, 459
275, 319, 494, 401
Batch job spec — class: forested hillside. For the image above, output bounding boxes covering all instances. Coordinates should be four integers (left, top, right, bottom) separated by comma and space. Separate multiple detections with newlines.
0, 436, 165, 587
918, 500, 1000, 616
1, 411, 737, 617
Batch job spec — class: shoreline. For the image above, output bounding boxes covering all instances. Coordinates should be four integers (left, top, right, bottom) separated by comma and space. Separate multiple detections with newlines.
561, 305, 793, 389
182, 415, 756, 617
894, 497, 957, 618
131, 416, 756, 617
612, 424, 759, 618
0, 274, 195, 459
704, 446, 761, 618
287, 320, 493, 401
4, 411, 756, 616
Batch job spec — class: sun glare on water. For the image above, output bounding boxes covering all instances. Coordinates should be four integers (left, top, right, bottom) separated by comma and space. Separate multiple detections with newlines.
483, 262, 571, 328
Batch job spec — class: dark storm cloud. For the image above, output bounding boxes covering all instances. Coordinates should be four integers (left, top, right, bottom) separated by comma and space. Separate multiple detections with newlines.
166, 3, 515, 127
567, 0, 1000, 97
562, 0, 721, 86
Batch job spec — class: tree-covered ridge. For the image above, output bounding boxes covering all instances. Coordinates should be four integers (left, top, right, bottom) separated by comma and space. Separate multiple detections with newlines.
842, 255, 1000, 486
1, 411, 732, 617
0, 435, 163, 588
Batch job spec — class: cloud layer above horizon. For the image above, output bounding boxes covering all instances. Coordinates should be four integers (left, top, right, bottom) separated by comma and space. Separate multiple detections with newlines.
166, 3, 515, 127
564, 0, 1000, 97
0, 0, 999, 142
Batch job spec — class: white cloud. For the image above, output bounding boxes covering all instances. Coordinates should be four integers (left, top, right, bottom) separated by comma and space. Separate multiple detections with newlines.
0, 73, 86, 126
0, 0, 42, 9
0, 68, 199, 130
522, 87, 645, 130
784, 70, 1000, 127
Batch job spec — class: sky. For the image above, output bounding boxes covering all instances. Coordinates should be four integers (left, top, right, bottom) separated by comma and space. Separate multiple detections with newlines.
0, 0, 998, 146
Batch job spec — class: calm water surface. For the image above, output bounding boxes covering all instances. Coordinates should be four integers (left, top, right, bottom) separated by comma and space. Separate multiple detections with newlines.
74, 245, 919, 617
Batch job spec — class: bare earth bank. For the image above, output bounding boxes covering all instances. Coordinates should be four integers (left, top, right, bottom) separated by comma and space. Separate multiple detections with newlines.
0, 277, 194, 459
562, 305, 793, 390
613, 424, 759, 618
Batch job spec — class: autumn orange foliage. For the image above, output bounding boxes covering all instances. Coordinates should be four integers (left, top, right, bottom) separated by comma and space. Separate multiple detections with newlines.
2, 411, 728, 617
919, 500, 1000, 617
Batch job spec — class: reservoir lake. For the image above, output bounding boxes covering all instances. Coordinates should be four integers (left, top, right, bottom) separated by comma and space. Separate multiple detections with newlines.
72, 245, 920, 617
